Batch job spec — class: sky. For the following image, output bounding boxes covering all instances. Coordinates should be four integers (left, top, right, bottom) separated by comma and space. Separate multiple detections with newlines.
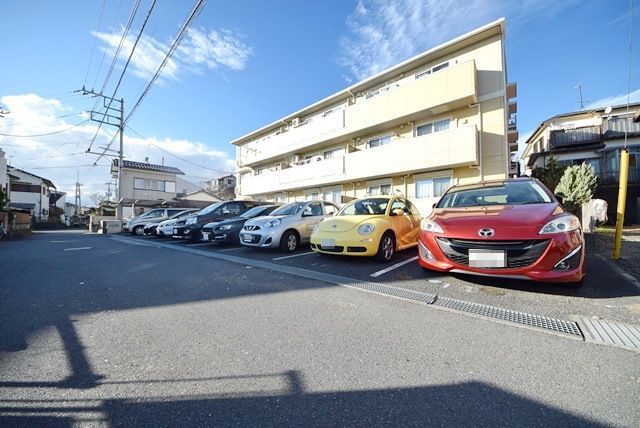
1, 0, 639, 203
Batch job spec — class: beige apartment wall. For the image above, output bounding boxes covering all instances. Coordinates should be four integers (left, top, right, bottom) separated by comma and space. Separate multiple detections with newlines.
120, 169, 177, 201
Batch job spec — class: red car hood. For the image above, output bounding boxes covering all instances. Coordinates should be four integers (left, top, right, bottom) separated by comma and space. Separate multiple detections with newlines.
430, 203, 561, 239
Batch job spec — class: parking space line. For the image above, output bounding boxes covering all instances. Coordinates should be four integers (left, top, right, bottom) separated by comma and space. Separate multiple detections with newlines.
370, 256, 419, 277
272, 251, 316, 261
218, 247, 244, 252
187, 242, 210, 247
63, 247, 92, 251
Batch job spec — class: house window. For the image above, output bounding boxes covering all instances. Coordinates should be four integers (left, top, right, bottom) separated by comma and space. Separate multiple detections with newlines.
134, 178, 176, 192
416, 119, 451, 136
367, 183, 391, 196
365, 85, 391, 99
367, 135, 391, 149
322, 188, 342, 204
415, 61, 450, 79
323, 148, 344, 159
415, 177, 452, 199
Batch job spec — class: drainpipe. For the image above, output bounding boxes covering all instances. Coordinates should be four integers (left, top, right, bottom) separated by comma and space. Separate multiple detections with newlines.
469, 103, 483, 180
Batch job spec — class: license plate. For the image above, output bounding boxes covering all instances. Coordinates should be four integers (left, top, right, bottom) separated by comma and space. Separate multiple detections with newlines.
241, 234, 253, 243
468, 249, 506, 268
201, 232, 209, 241
321, 238, 335, 249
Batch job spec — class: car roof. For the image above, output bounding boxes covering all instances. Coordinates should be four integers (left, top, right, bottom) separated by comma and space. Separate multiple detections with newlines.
448, 177, 537, 192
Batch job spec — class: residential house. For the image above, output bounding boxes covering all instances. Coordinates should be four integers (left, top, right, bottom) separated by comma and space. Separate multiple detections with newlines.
0, 148, 7, 194
521, 103, 640, 223
6, 166, 57, 222
231, 19, 516, 215
206, 174, 236, 200
111, 159, 185, 212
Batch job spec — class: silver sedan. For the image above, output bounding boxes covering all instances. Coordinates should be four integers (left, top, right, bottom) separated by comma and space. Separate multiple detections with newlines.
240, 200, 340, 252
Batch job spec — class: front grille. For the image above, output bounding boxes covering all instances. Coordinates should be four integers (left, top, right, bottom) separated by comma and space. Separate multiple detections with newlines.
436, 238, 550, 269
244, 225, 261, 231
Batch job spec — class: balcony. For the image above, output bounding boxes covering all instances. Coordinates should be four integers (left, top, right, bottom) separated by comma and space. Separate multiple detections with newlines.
598, 168, 640, 184
603, 117, 640, 139
549, 126, 602, 150
238, 60, 478, 166
240, 126, 478, 196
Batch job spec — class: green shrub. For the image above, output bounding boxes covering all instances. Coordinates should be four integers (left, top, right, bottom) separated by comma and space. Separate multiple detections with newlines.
554, 163, 598, 215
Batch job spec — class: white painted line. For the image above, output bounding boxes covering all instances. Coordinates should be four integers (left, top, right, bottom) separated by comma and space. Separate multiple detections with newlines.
272, 251, 316, 261
218, 247, 244, 252
50, 240, 75, 243
594, 254, 640, 291
63, 247, 92, 251
370, 256, 419, 277
187, 242, 210, 247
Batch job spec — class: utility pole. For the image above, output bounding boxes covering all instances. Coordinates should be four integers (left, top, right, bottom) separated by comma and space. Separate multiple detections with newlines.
74, 172, 82, 215
76, 87, 124, 220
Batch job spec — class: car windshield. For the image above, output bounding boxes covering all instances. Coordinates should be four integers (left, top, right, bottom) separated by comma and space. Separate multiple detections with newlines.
338, 198, 389, 216
140, 210, 161, 218
198, 202, 223, 216
270, 202, 305, 216
176, 210, 198, 219
241, 205, 273, 218
437, 181, 553, 208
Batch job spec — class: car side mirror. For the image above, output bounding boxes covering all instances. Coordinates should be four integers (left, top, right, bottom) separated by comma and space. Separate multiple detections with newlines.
432, 203, 437, 209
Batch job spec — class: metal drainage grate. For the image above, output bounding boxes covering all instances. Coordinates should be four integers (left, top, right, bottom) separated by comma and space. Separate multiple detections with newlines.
433, 296, 583, 337
580, 318, 640, 351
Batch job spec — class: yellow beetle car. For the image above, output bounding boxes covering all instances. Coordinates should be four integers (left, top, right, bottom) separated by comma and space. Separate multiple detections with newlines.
310, 195, 421, 262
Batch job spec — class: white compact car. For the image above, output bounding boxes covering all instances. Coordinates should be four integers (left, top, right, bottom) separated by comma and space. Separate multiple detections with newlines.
156, 210, 199, 237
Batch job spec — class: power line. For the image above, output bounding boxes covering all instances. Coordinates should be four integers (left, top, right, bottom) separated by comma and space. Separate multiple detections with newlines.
126, 124, 233, 175
90, 0, 124, 90
0, 120, 89, 138
83, 0, 107, 87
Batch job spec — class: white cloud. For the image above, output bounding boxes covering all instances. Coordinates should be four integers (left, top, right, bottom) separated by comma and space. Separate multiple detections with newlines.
338, 0, 579, 82
92, 25, 252, 85
584, 88, 640, 110
0, 94, 235, 202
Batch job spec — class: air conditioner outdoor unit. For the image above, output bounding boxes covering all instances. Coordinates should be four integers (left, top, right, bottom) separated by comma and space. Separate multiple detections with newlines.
290, 155, 300, 164
291, 117, 301, 127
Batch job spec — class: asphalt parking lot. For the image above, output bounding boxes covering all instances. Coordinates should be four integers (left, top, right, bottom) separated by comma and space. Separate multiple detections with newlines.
126, 233, 640, 327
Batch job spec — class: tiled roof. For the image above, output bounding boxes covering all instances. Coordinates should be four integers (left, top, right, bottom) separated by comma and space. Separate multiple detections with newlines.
112, 159, 184, 175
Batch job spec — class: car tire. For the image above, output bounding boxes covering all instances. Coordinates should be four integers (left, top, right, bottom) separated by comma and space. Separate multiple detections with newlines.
132, 225, 144, 236
375, 232, 395, 263
280, 230, 298, 253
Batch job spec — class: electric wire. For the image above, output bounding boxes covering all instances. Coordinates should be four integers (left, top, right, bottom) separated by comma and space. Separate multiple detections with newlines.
83, 0, 107, 87
0, 120, 90, 138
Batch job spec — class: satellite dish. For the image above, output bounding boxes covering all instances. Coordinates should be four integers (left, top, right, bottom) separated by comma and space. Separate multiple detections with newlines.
604, 106, 613, 115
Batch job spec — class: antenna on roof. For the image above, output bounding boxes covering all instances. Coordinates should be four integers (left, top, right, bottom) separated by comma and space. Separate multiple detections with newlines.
573, 83, 590, 110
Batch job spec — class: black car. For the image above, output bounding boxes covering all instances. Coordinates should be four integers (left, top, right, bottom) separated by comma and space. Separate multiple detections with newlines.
201, 204, 280, 244
172, 200, 267, 241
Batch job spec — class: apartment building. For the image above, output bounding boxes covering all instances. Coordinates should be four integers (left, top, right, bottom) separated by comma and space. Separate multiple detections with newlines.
231, 18, 516, 215
521, 103, 640, 223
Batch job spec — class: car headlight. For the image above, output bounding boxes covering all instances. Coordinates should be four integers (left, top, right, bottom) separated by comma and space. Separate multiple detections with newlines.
420, 219, 444, 233
218, 224, 233, 231
539, 214, 581, 234
186, 217, 196, 225
266, 219, 281, 227
358, 223, 375, 235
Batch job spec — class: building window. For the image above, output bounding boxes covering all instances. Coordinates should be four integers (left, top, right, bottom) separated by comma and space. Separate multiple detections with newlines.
367, 135, 391, 149
415, 61, 450, 79
415, 119, 451, 136
134, 178, 176, 192
367, 183, 391, 196
415, 177, 452, 199
323, 148, 344, 159
365, 85, 391, 99
322, 188, 342, 204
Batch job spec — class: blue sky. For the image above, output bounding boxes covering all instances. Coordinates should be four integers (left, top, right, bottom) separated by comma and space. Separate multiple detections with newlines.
1, 0, 639, 199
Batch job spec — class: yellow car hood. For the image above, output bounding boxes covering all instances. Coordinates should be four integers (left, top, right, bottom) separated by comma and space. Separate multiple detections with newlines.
318, 216, 372, 233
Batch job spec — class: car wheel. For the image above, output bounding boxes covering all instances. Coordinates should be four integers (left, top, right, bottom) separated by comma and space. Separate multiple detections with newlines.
280, 230, 298, 253
375, 232, 395, 262
132, 225, 144, 236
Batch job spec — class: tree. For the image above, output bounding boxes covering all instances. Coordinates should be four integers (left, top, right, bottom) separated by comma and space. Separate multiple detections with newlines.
88, 192, 108, 207
531, 157, 566, 192
554, 162, 598, 215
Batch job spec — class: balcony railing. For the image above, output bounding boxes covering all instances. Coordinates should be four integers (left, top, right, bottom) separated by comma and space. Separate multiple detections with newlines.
598, 168, 640, 184
238, 60, 478, 166
603, 117, 640, 139
239, 125, 478, 196
549, 126, 601, 150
